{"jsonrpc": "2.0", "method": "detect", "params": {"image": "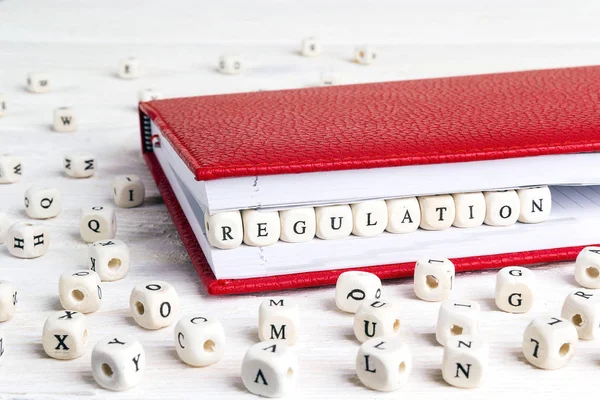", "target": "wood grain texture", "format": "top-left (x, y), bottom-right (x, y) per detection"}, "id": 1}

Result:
top-left (1, 0), bottom-right (600, 398)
